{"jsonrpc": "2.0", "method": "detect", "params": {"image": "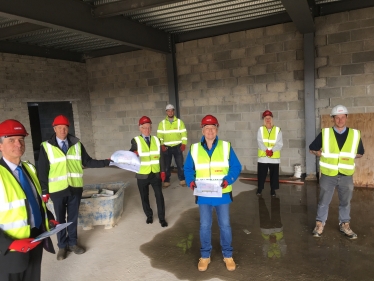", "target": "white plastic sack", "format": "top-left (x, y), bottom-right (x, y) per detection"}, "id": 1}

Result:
top-left (109, 150), bottom-right (140, 173)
